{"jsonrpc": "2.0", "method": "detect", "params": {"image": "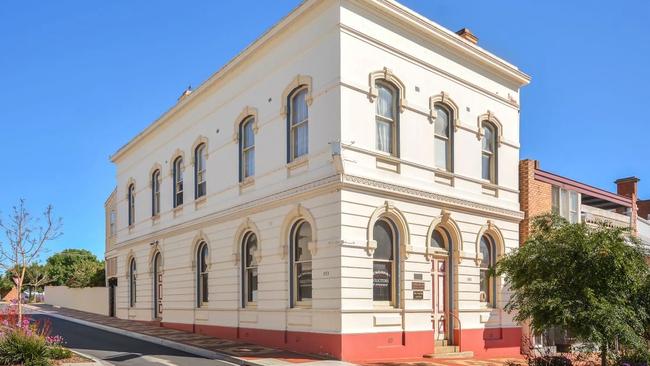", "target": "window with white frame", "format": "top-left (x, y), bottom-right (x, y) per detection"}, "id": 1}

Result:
top-left (434, 104), bottom-right (453, 171)
top-left (375, 81), bottom-right (398, 156)
top-left (288, 87), bottom-right (309, 162)
top-left (151, 170), bottom-right (161, 216)
top-left (109, 210), bottom-right (116, 237)
top-left (241, 232), bottom-right (258, 307)
top-left (239, 117), bottom-right (255, 181)
top-left (129, 258), bottom-right (137, 307)
top-left (290, 220), bottom-right (312, 306)
top-left (127, 184), bottom-right (135, 227)
top-left (194, 144), bottom-right (207, 199)
top-left (196, 242), bottom-right (209, 307)
top-left (373, 218), bottom-right (398, 306)
top-left (552, 187), bottom-right (580, 224)
top-left (479, 235), bottom-right (496, 307)
top-left (173, 157), bottom-right (183, 207)
top-left (481, 122), bottom-right (497, 183)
